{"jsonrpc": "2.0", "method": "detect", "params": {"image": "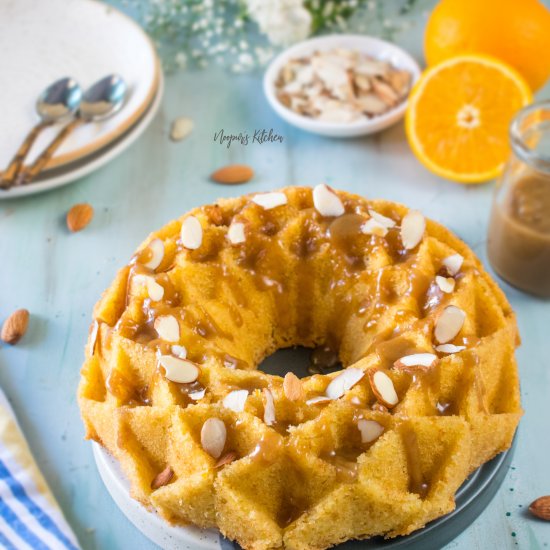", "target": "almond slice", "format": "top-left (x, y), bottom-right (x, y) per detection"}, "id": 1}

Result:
top-left (313, 184), bottom-right (345, 217)
top-left (361, 218), bottom-right (388, 237)
top-left (325, 368), bottom-right (365, 400)
top-left (368, 209), bottom-right (396, 228)
top-left (180, 216), bottom-right (203, 250)
top-left (189, 388), bottom-right (206, 401)
top-left (434, 305), bottom-right (466, 344)
top-left (150, 466), bottom-right (174, 490)
top-left (368, 370), bottom-right (399, 408)
top-left (158, 355), bottom-right (200, 383)
top-left (135, 274), bottom-right (165, 301)
top-left (223, 390), bottom-right (248, 412)
top-left (442, 253), bottom-right (463, 276)
top-left (201, 418), bottom-right (226, 459)
top-left (283, 372), bottom-right (304, 401)
top-left (435, 344), bottom-right (466, 354)
top-left (154, 315), bottom-right (180, 343)
top-left (263, 388), bottom-right (276, 426)
top-left (394, 353), bottom-right (438, 372)
top-left (400, 210), bottom-right (425, 250)
top-left (227, 222), bottom-right (245, 244)
top-left (87, 320), bottom-right (99, 357)
top-left (214, 451), bottom-right (238, 468)
top-left (144, 238), bottom-right (164, 270)
top-left (435, 275), bottom-right (455, 294)
top-left (252, 192), bottom-right (287, 210)
top-left (357, 419), bottom-right (384, 443)
top-left (171, 344), bottom-right (187, 359)
top-left (306, 396), bottom-right (333, 406)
